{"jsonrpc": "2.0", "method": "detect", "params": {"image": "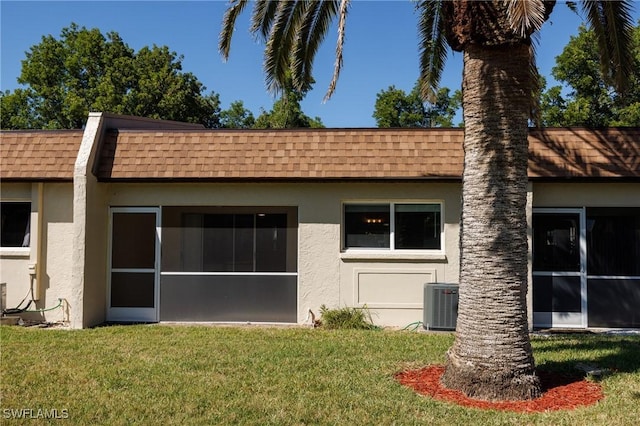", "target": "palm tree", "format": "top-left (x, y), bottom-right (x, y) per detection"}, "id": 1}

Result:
top-left (220, 0), bottom-right (634, 401)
